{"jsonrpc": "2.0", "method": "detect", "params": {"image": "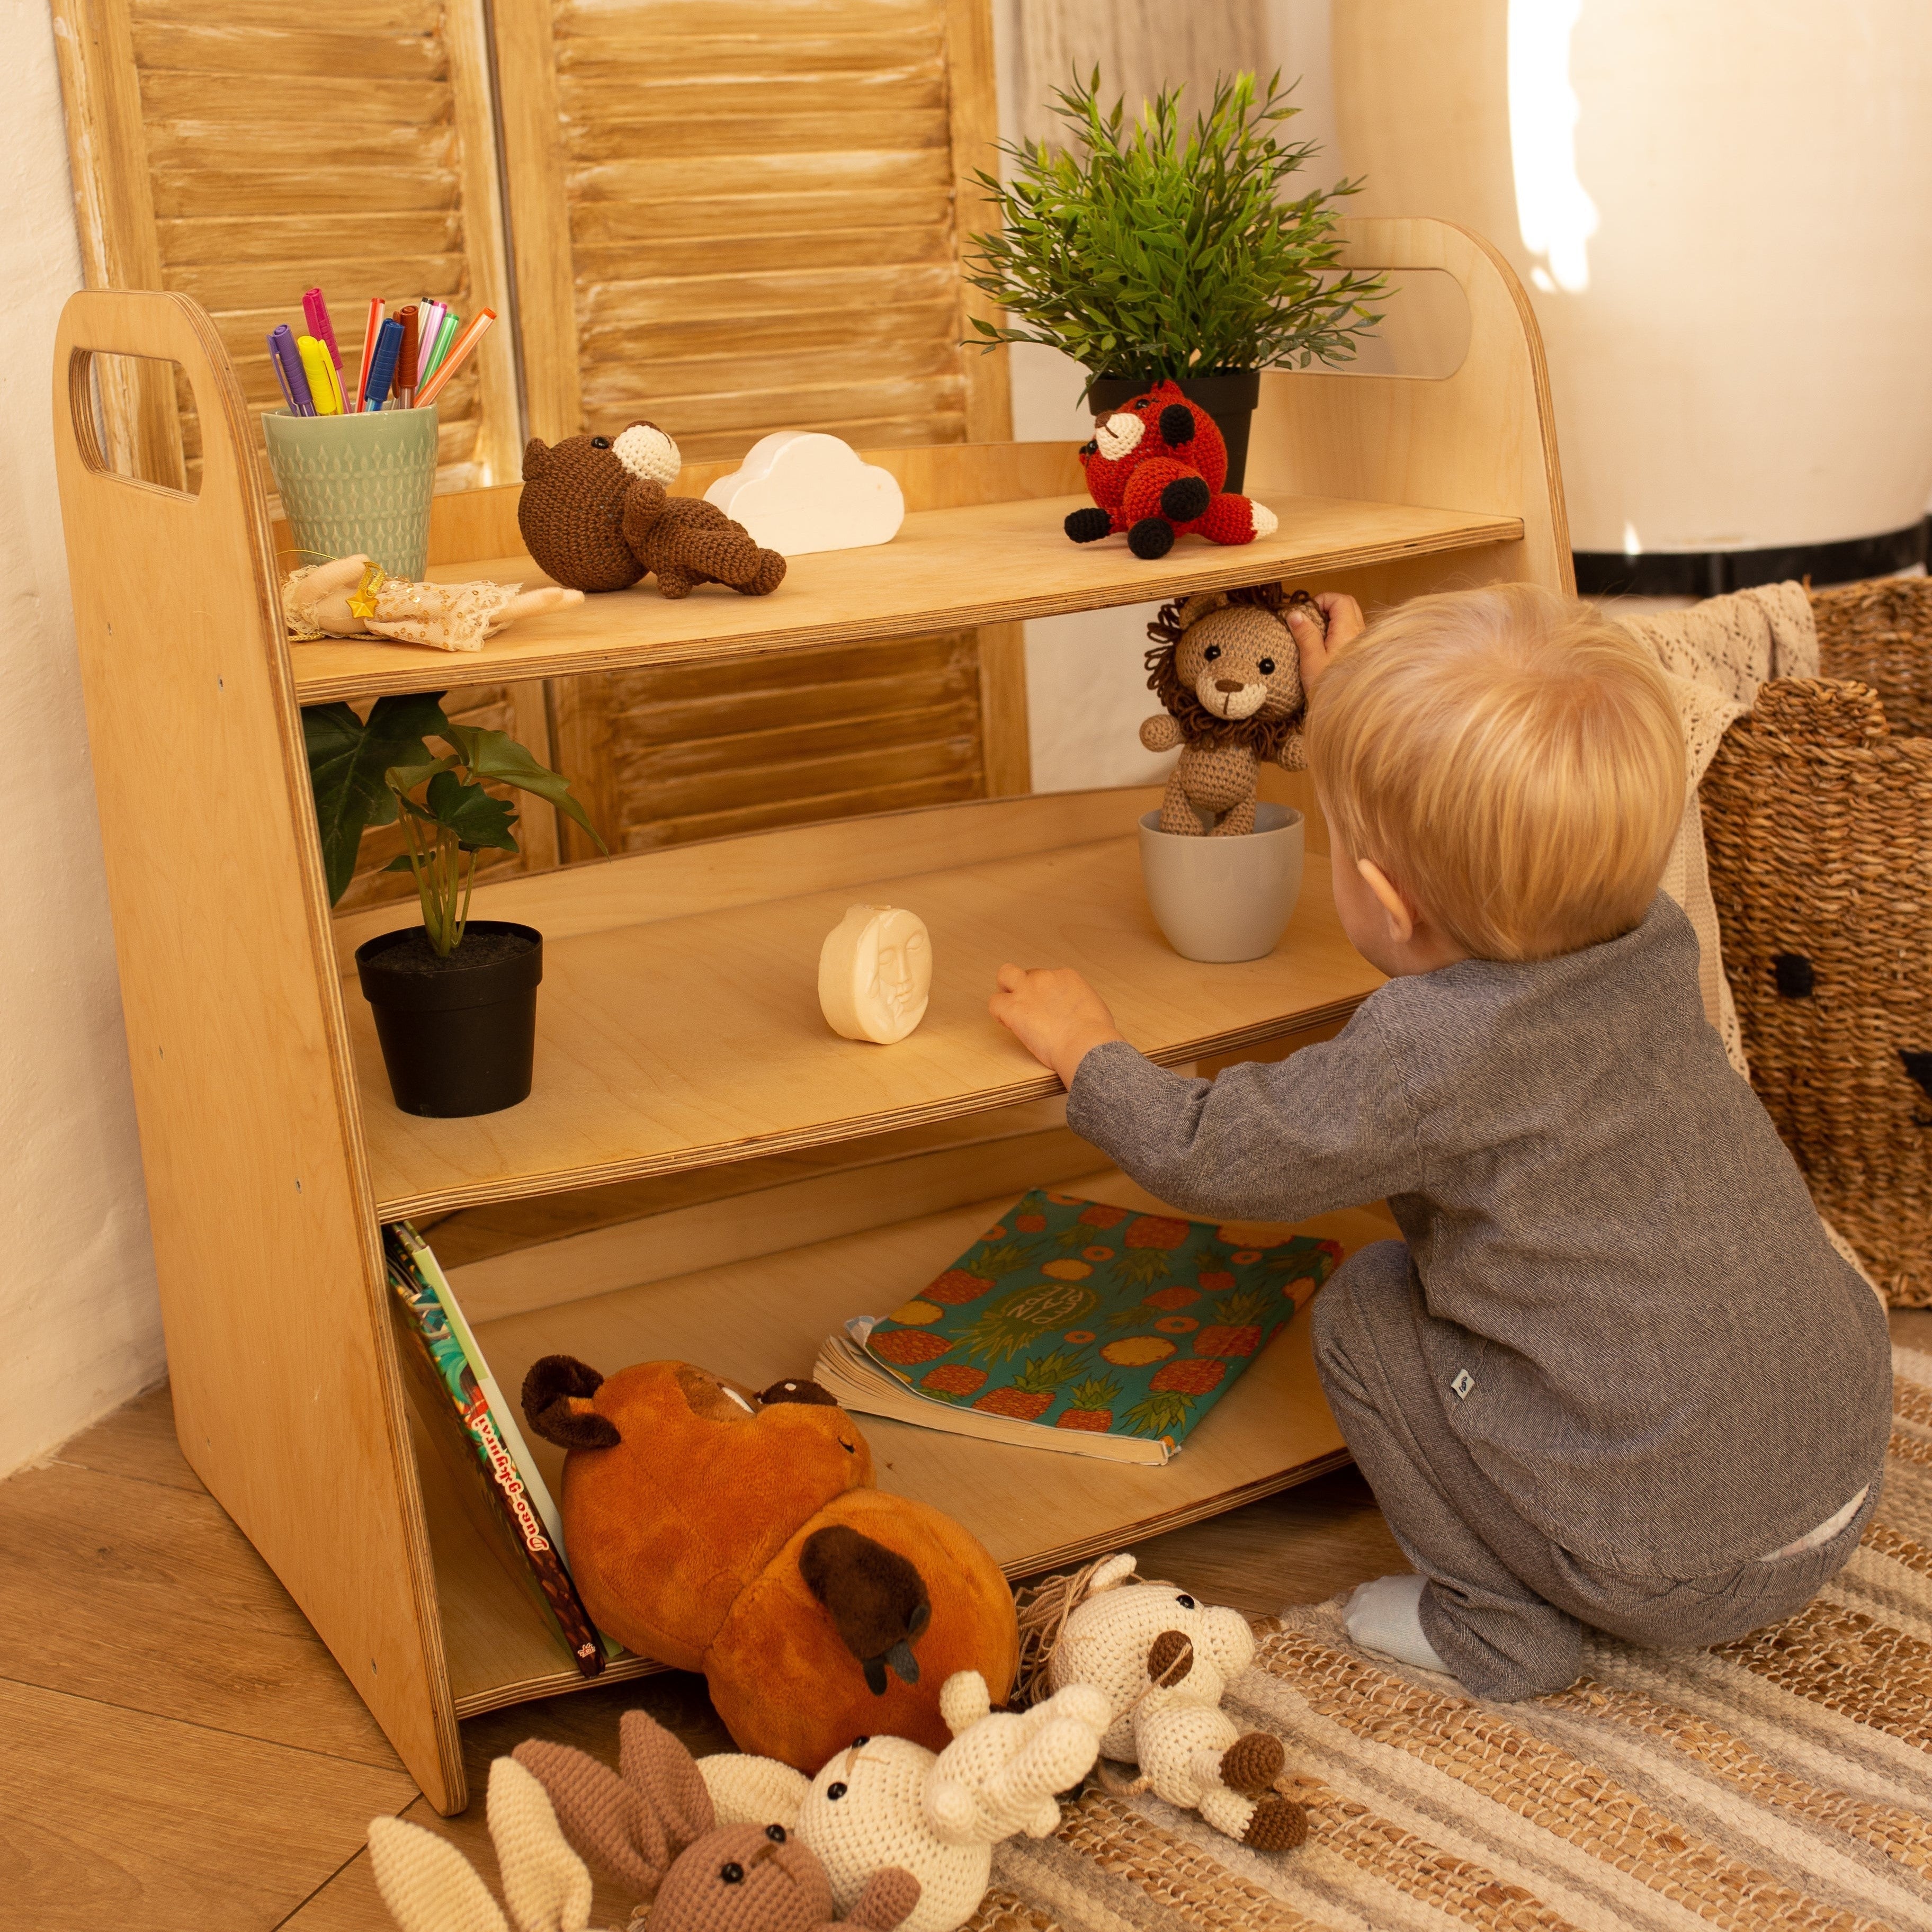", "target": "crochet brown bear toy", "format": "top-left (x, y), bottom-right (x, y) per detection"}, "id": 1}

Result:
top-left (520, 419), bottom-right (787, 600)
top-left (1141, 584), bottom-right (1313, 836)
